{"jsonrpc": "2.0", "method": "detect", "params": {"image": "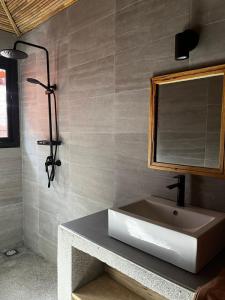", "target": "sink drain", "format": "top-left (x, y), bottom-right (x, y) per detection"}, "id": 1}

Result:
top-left (4, 249), bottom-right (19, 257)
